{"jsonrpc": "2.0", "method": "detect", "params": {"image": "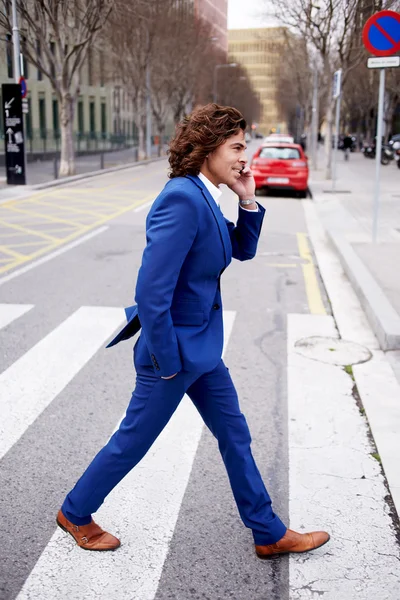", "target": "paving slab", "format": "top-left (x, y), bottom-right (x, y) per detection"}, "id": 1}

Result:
top-left (310, 152), bottom-right (400, 353)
